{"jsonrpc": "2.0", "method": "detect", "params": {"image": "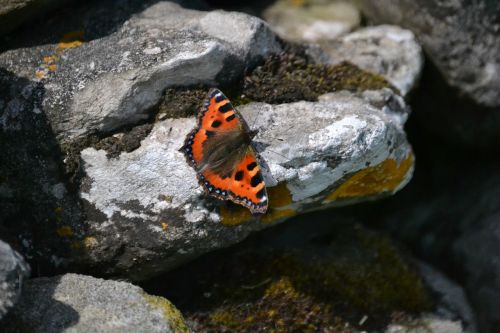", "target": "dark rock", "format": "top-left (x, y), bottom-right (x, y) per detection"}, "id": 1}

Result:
top-left (356, 0), bottom-right (500, 108)
top-left (0, 240), bottom-right (30, 320)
